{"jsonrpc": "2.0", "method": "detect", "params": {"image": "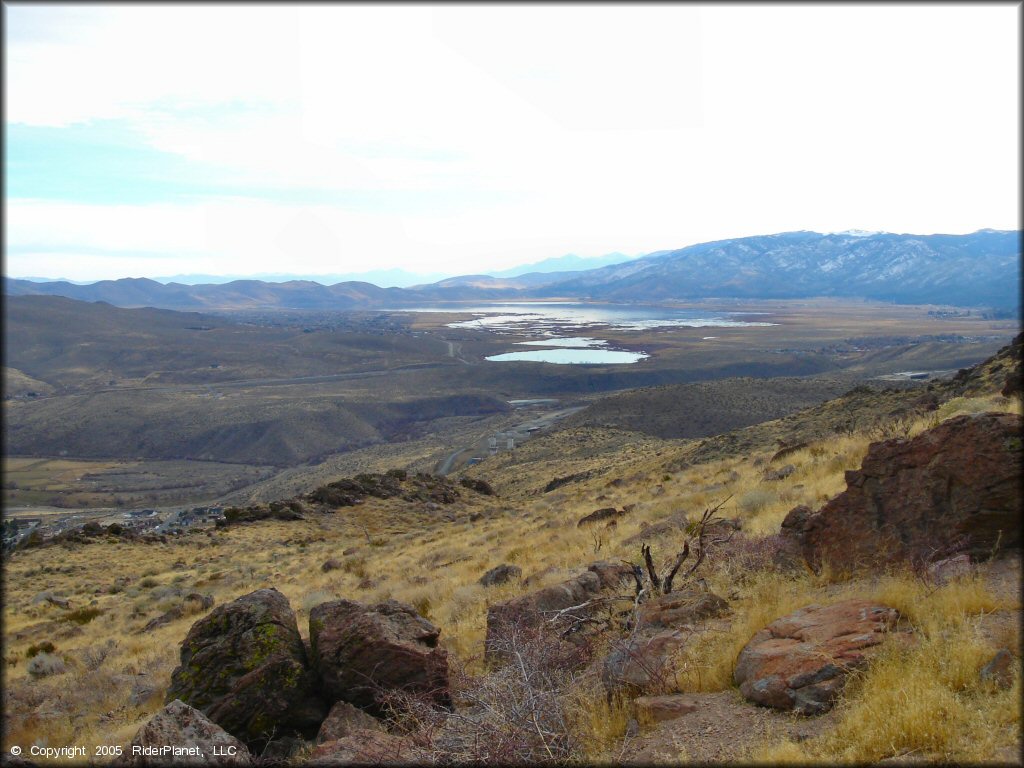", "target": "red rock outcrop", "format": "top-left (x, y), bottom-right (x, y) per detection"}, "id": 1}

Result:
top-left (309, 599), bottom-right (451, 713)
top-left (485, 561), bottom-right (636, 659)
top-left (734, 599), bottom-right (907, 714)
top-left (788, 412), bottom-right (1021, 572)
